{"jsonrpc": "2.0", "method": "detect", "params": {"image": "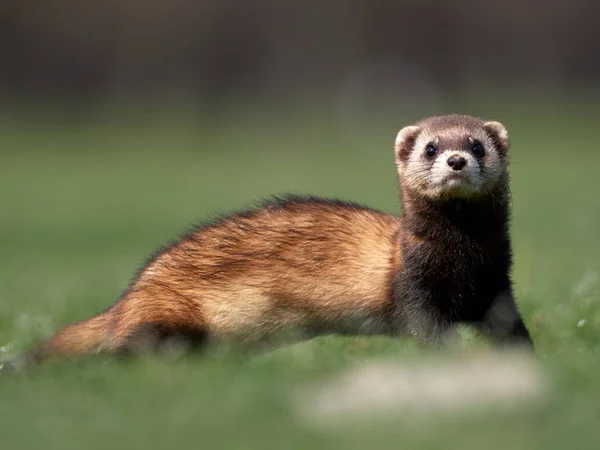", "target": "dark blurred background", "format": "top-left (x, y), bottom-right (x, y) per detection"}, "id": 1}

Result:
top-left (2, 0), bottom-right (599, 110)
